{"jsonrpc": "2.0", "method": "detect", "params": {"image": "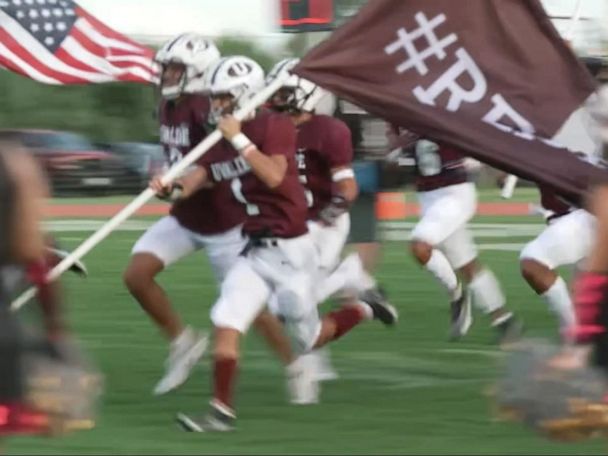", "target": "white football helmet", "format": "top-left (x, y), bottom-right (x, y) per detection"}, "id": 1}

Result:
top-left (203, 56), bottom-right (265, 124)
top-left (266, 58), bottom-right (335, 114)
top-left (155, 33), bottom-right (220, 99)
